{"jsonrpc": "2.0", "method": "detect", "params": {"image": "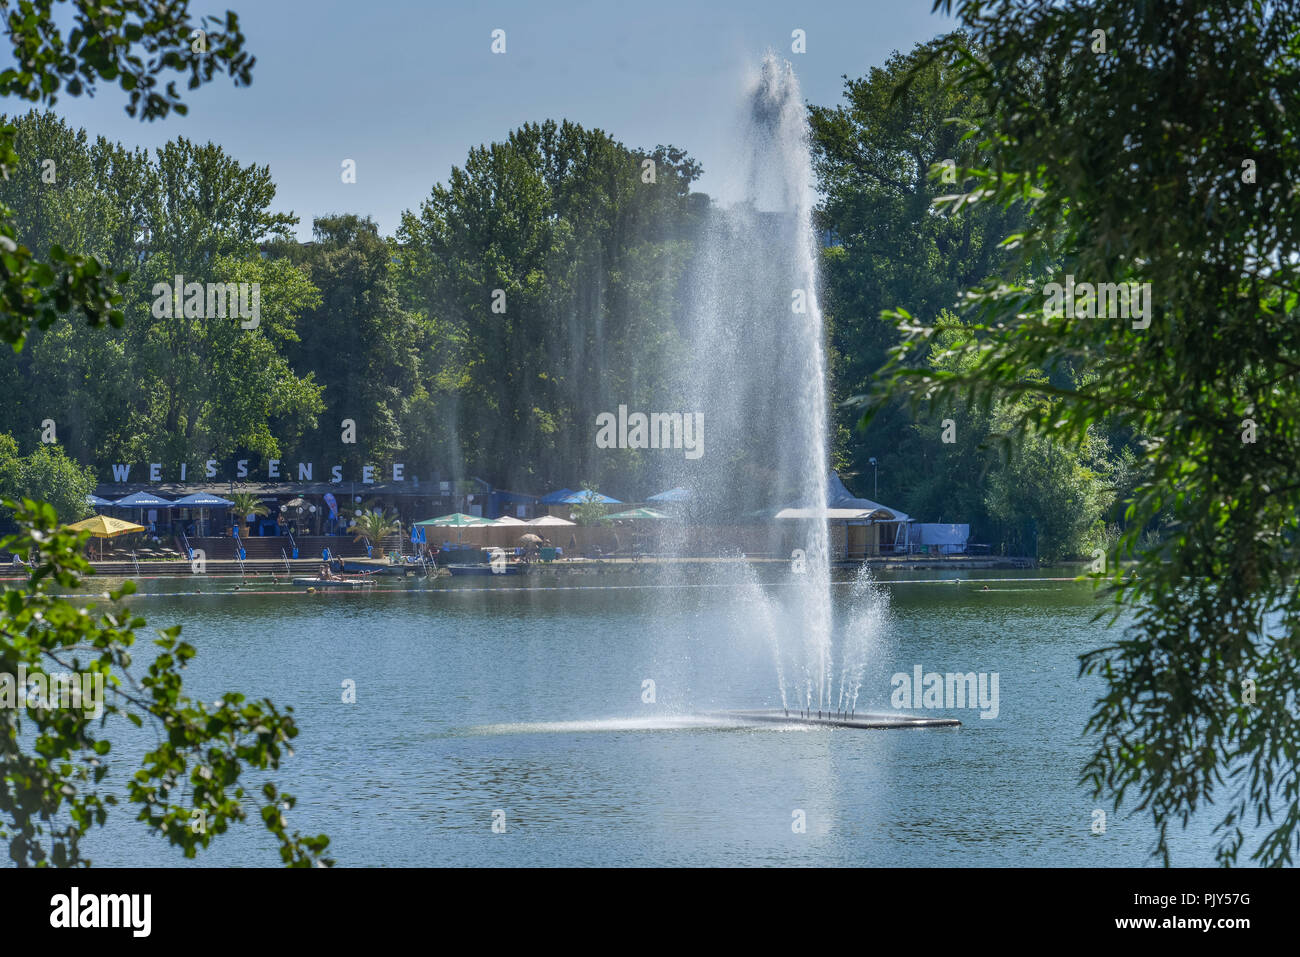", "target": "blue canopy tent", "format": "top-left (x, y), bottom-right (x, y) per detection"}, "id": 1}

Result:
top-left (86, 493), bottom-right (114, 508)
top-left (538, 488), bottom-right (576, 504)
